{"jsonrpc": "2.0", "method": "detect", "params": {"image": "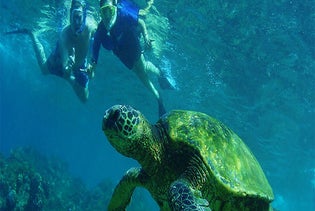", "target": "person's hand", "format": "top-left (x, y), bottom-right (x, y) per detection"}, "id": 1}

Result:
top-left (86, 63), bottom-right (96, 78)
top-left (144, 34), bottom-right (153, 49)
top-left (65, 55), bottom-right (75, 75)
